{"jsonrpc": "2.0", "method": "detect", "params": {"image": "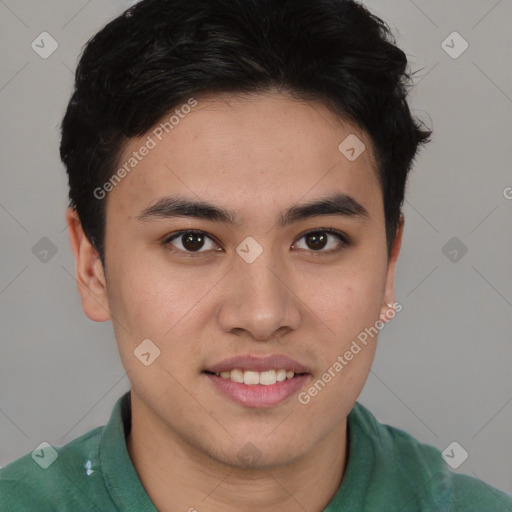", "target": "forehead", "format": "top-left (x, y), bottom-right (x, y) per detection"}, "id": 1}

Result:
top-left (107, 91), bottom-right (382, 222)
